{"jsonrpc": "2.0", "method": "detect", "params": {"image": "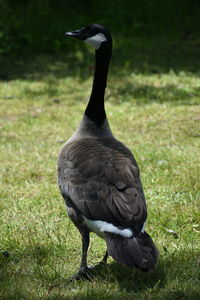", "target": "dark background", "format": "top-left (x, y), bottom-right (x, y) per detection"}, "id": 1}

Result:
top-left (0, 0), bottom-right (200, 76)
